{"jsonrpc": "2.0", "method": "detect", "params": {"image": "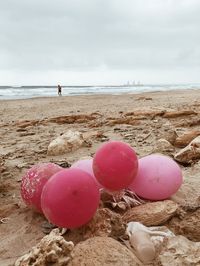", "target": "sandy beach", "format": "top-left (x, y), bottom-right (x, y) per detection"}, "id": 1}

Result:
top-left (1, 89), bottom-right (200, 265)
